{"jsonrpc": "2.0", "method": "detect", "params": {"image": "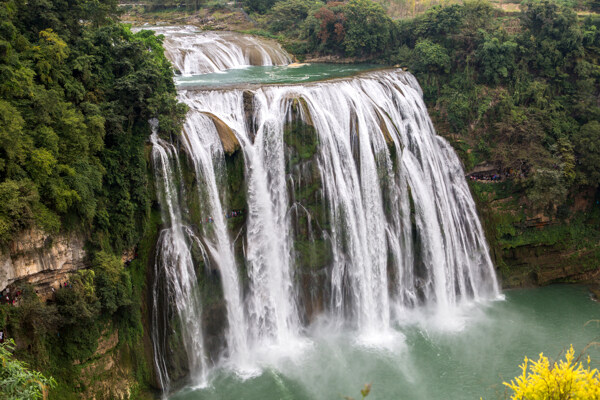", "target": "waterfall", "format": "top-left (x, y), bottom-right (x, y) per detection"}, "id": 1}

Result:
top-left (149, 122), bottom-right (208, 392)
top-left (174, 71), bottom-right (499, 331)
top-left (149, 26), bottom-right (291, 75)
top-left (148, 29), bottom-right (500, 395)
top-left (179, 112), bottom-right (251, 368)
